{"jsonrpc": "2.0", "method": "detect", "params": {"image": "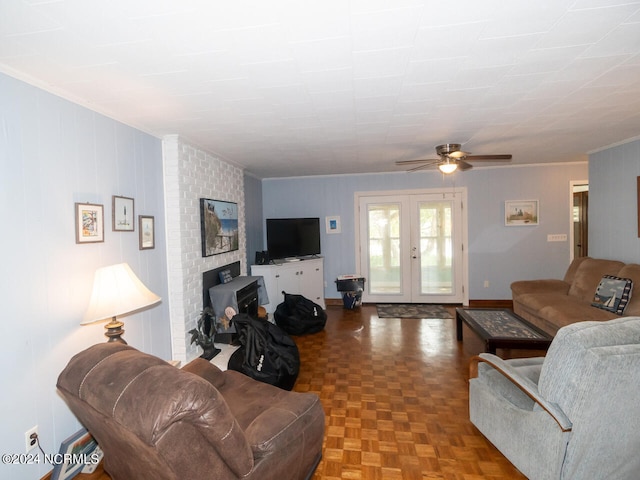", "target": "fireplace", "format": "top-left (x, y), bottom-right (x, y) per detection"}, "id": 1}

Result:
top-left (203, 261), bottom-right (261, 343)
top-left (236, 281), bottom-right (259, 317)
